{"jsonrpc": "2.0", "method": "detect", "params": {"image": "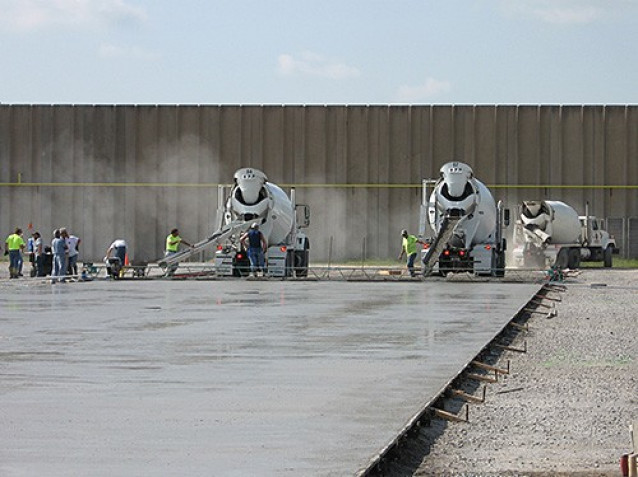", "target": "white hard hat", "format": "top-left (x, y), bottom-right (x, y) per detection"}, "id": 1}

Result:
top-left (251, 222), bottom-right (259, 229)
